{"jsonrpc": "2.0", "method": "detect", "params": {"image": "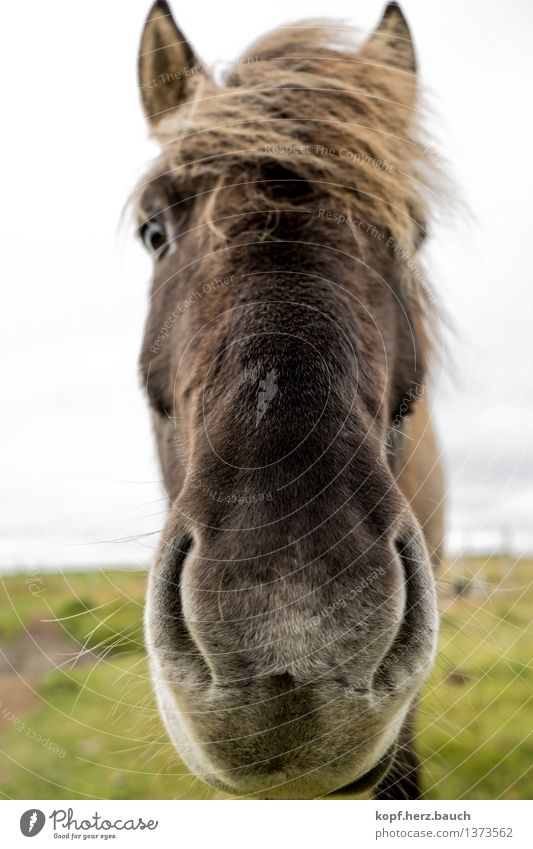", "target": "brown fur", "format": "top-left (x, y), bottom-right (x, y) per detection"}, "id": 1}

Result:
top-left (133, 1), bottom-right (444, 800)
